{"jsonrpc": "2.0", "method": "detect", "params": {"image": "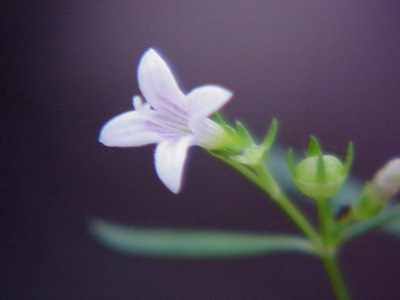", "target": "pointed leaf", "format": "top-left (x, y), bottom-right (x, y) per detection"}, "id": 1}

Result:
top-left (344, 142), bottom-right (354, 173)
top-left (212, 112), bottom-right (230, 128)
top-left (317, 154), bottom-right (326, 182)
top-left (261, 118), bottom-right (278, 151)
top-left (90, 220), bottom-right (315, 258)
top-left (307, 136), bottom-right (322, 156)
top-left (235, 121), bottom-right (253, 144)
